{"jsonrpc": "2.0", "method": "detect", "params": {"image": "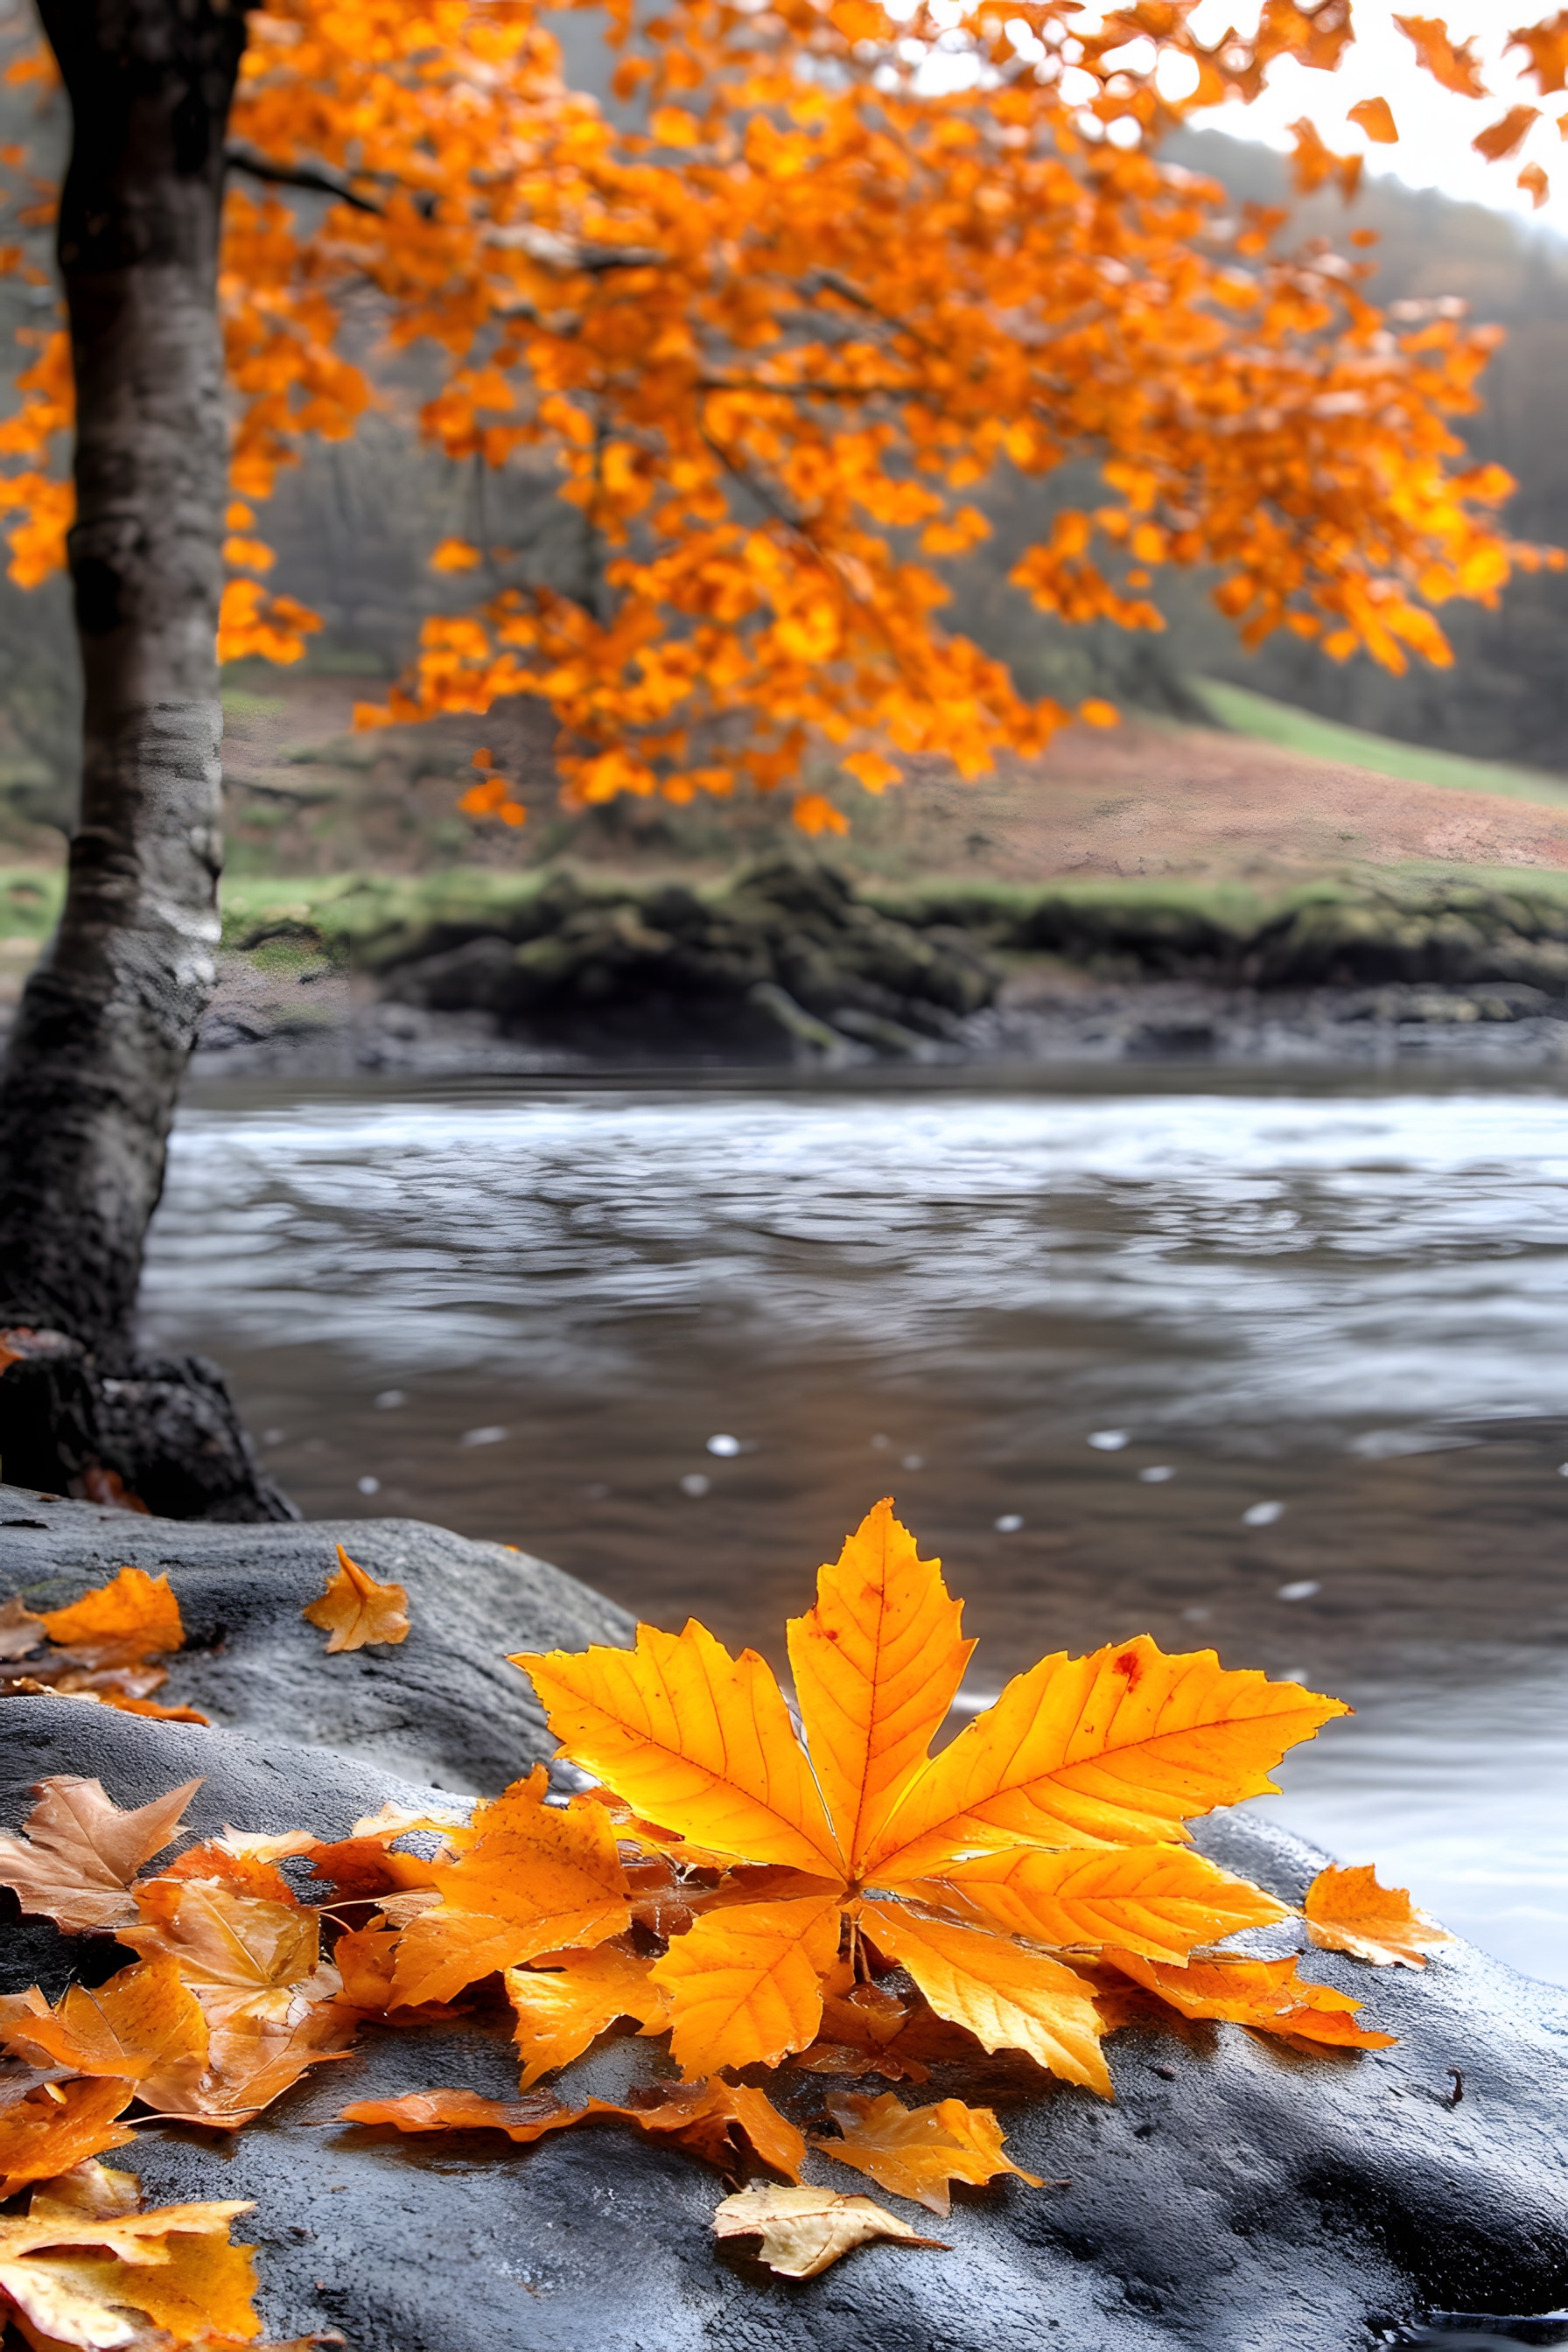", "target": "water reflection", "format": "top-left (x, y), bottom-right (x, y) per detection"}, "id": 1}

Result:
top-left (145, 1074), bottom-right (1568, 1983)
